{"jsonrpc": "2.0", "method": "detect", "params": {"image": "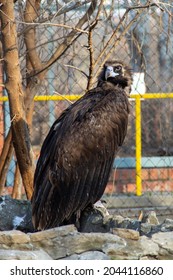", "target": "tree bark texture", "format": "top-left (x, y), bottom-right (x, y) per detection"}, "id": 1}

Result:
top-left (0, 0), bottom-right (34, 200)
